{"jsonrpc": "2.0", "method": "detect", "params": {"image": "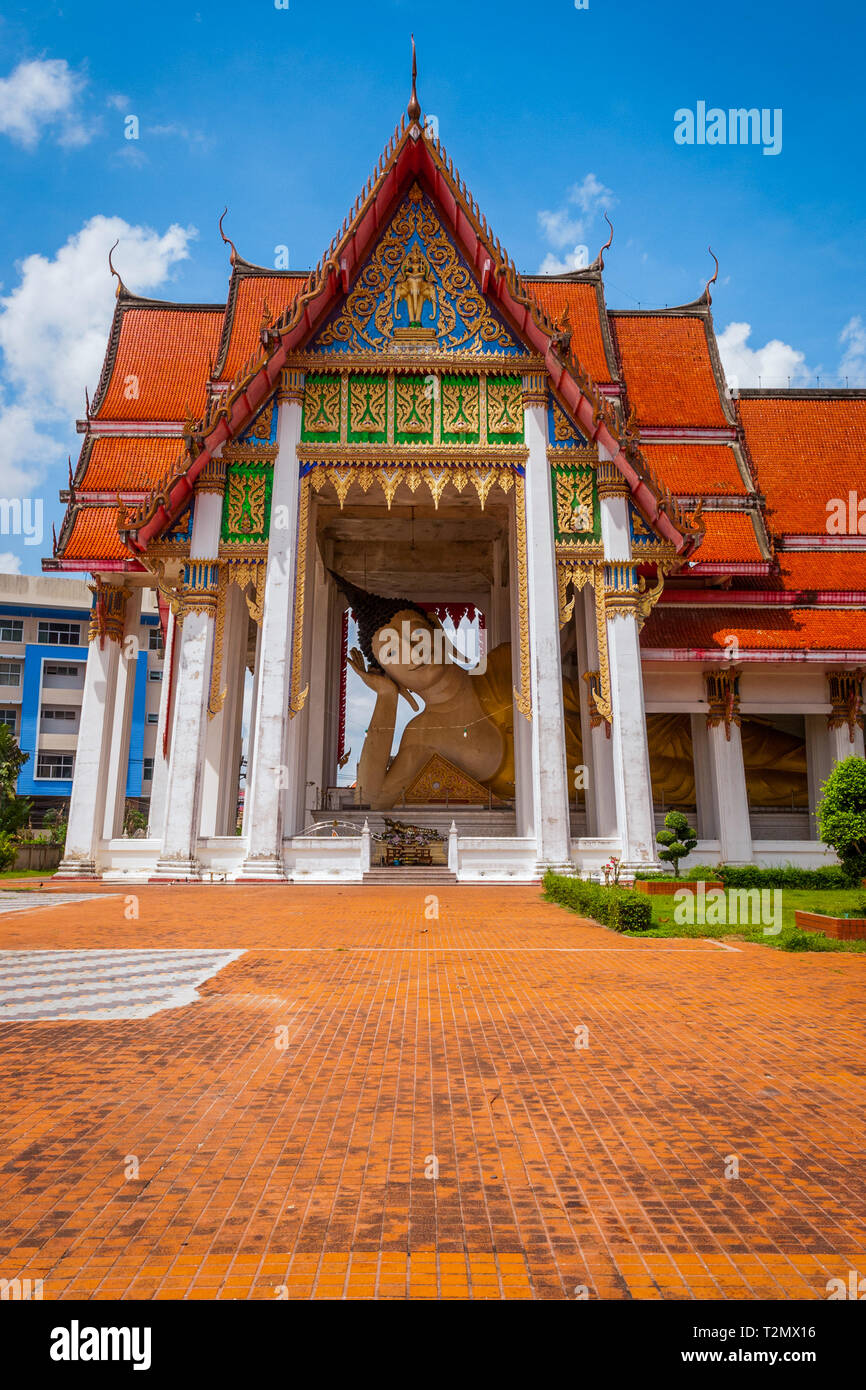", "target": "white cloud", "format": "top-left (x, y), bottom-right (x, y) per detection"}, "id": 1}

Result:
top-left (0, 215), bottom-right (197, 496)
top-left (839, 315), bottom-right (866, 386)
top-left (0, 552), bottom-right (23, 575)
top-left (0, 59), bottom-right (89, 149)
top-left (537, 172), bottom-right (615, 274)
top-left (716, 321), bottom-right (812, 390)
